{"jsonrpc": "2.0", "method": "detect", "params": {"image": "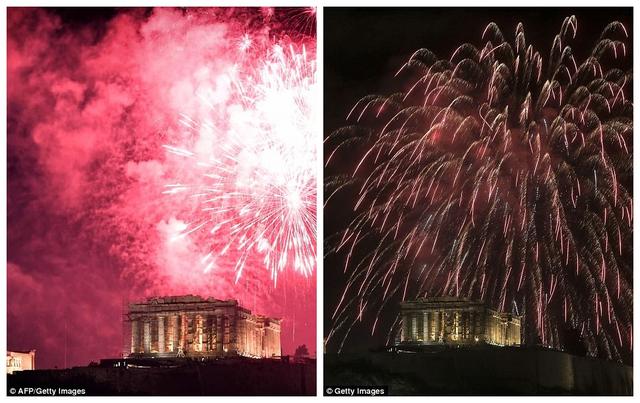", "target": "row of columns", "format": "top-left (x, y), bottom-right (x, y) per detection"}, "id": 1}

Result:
top-left (243, 321), bottom-right (265, 357)
top-left (402, 309), bottom-right (484, 343)
top-left (131, 313), bottom-right (234, 355)
top-left (230, 317), bottom-right (282, 358)
top-left (487, 314), bottom-right (521, 346)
